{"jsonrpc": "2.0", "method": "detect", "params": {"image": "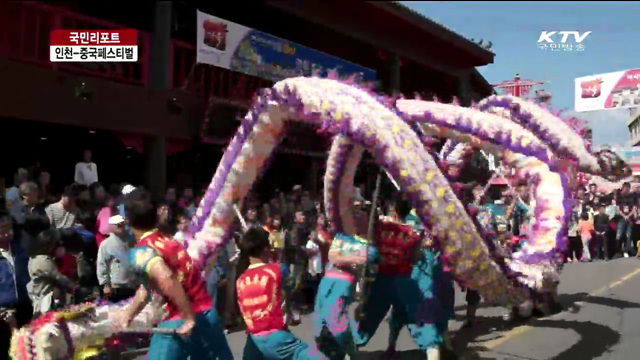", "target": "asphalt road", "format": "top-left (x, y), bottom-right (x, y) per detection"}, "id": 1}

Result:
top-left (220, 258), bottom-right (640, 360)
top-left (128, 257), bottom-right (640, 359)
